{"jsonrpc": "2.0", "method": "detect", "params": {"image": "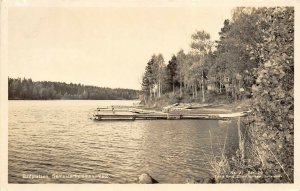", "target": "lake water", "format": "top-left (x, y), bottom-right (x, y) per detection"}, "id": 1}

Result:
top-left (8, 100), bottom-right (239, 183)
